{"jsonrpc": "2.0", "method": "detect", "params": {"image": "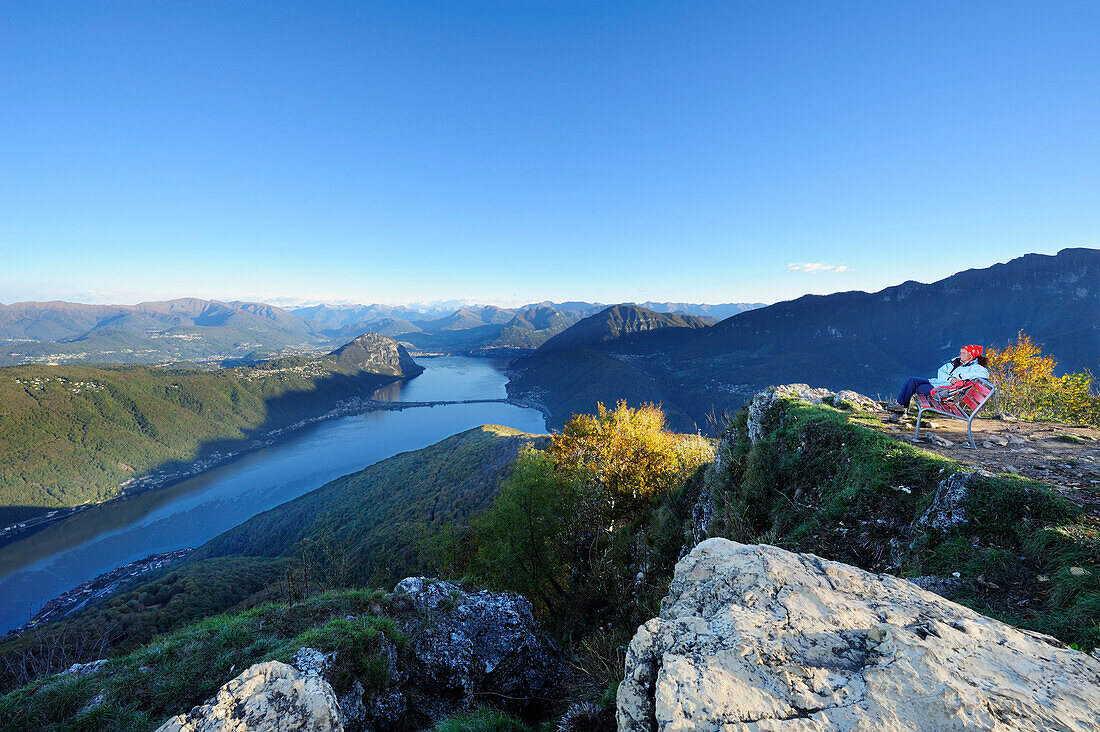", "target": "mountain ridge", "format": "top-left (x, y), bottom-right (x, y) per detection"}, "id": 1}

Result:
top-left (509, 248), bottom-right (1100, 431)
